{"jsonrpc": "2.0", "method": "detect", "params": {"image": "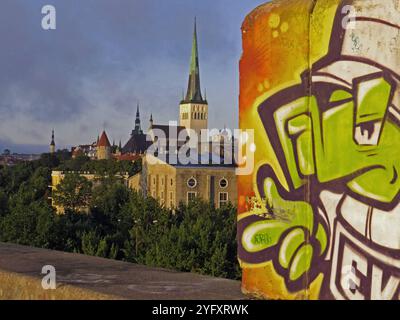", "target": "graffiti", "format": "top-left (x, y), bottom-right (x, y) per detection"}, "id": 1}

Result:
top-left (238, 0), bottom-right (400, 300)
